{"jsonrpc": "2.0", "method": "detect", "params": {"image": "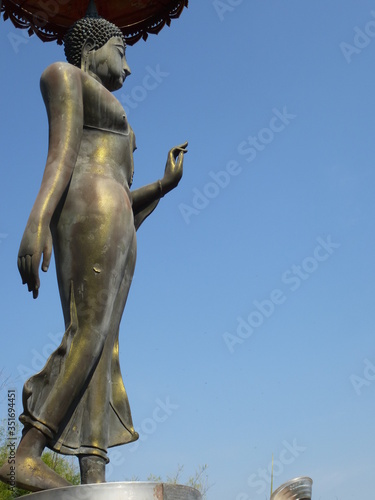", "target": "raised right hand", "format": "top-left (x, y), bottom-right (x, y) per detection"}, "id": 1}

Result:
top-left (162, 142), bottom-right (188, 193)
